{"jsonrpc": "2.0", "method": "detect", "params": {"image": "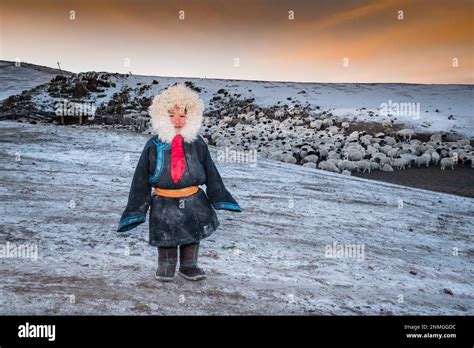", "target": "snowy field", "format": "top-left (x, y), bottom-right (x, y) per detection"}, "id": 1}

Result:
top-left (0, 120), bottom-right (473, 315)
top-left (0, 61), bottom-right (72, 101)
